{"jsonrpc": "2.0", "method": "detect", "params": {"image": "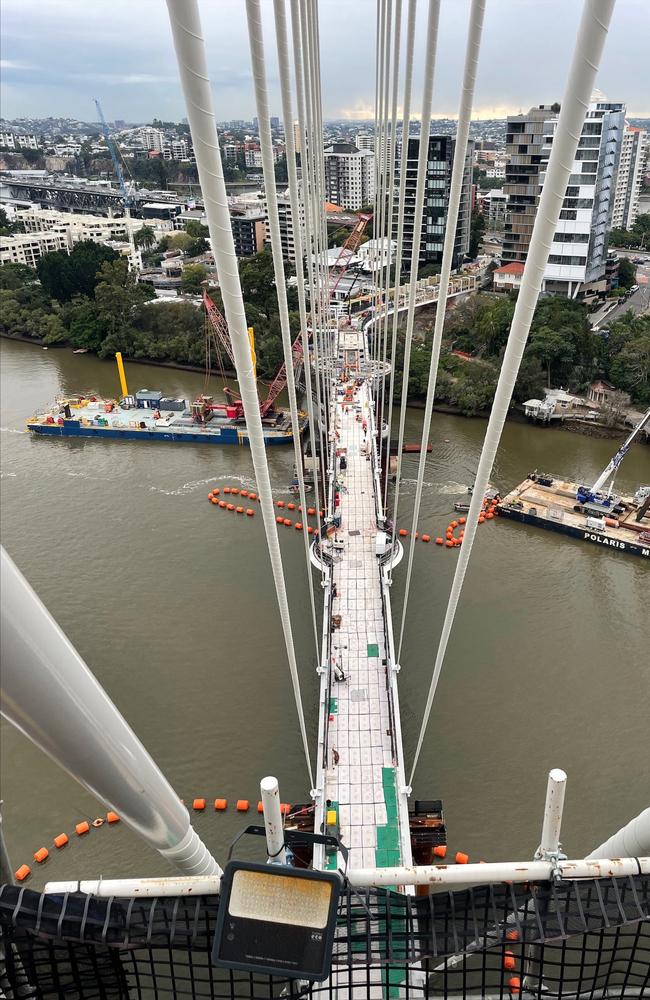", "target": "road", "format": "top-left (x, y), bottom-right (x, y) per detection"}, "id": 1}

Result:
top-left (591, 262), bottom-right (650, 328)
